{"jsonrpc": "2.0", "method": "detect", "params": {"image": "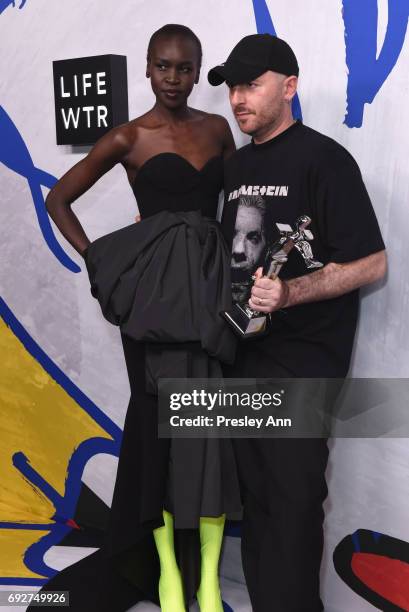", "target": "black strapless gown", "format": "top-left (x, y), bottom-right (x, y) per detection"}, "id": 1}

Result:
top-left (27, 153), bottom-right (242, 612)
